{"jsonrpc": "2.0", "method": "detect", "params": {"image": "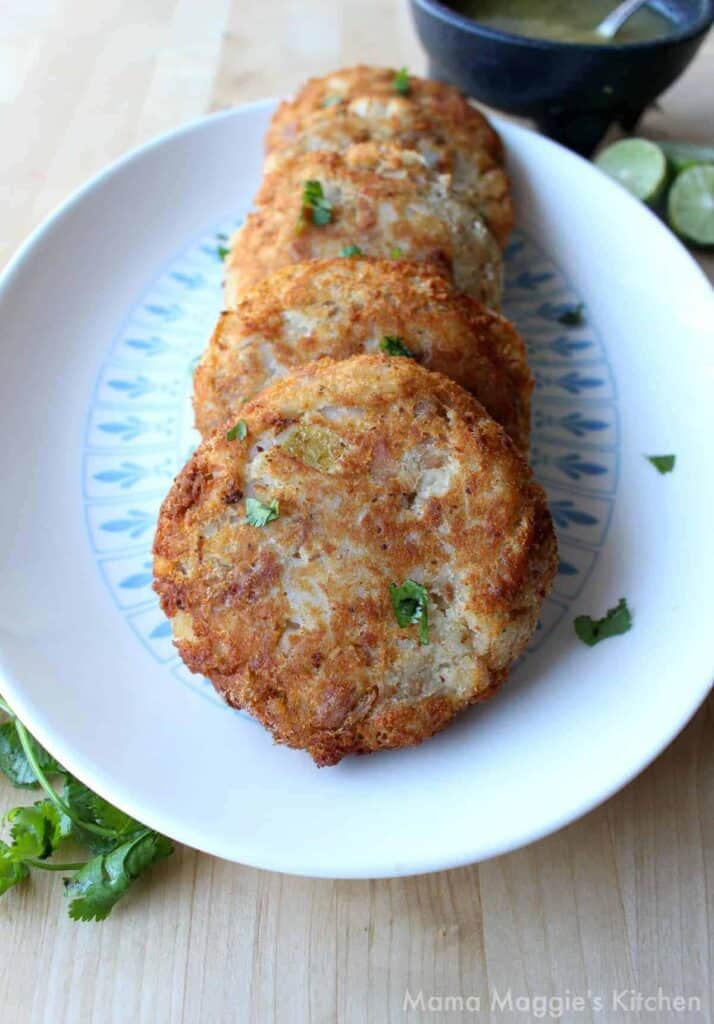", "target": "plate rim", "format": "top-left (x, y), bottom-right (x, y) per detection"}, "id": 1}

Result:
top-left (0, 99), bottom-right (713, 878)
